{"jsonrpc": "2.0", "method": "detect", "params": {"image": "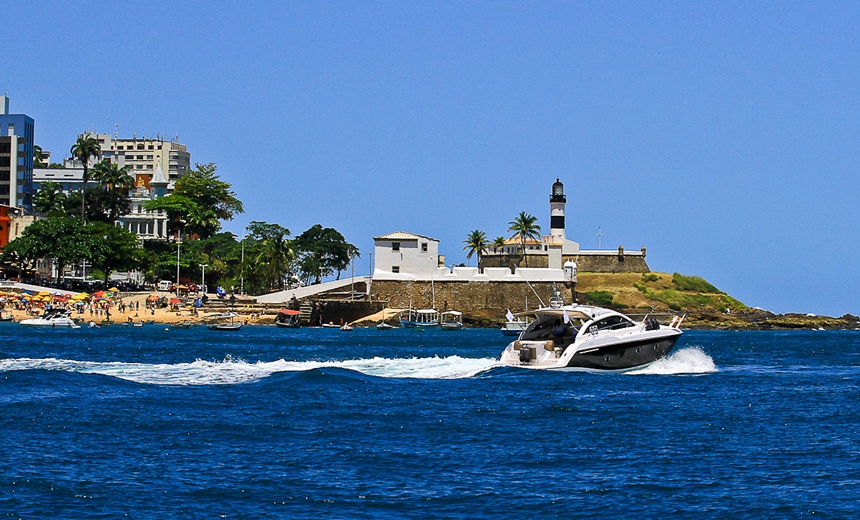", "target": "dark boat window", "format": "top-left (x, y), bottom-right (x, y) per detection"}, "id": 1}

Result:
top-left (592, 315), bottom-right (635, 331)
